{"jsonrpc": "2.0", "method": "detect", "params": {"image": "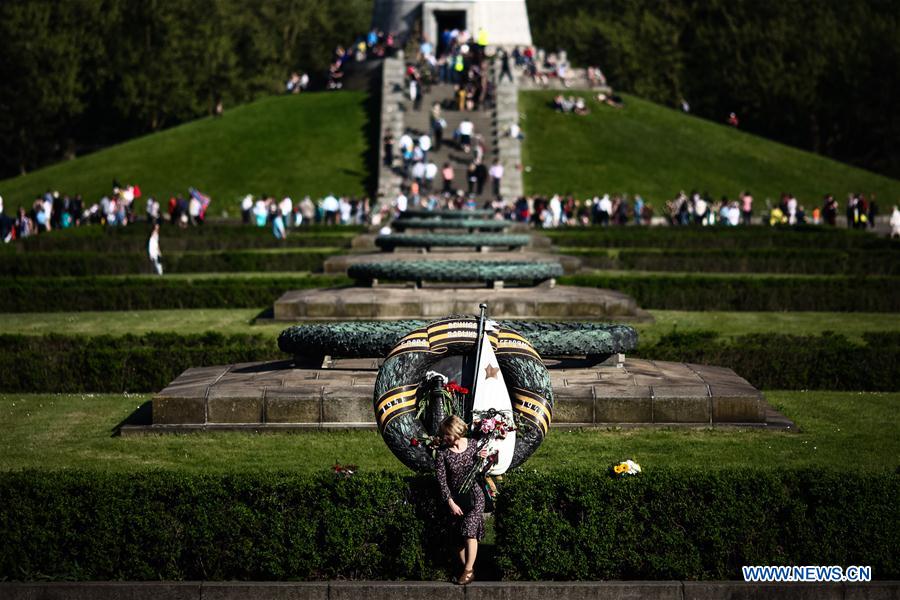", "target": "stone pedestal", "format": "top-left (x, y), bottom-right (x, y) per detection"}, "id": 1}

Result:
top-left (138, 357), bottom-right (784, 434)
top-left (273, 285), bottom-right (652, 321)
